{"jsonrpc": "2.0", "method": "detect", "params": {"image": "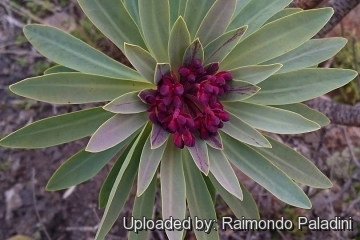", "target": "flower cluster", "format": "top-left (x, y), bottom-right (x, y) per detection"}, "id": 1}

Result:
top-left (140, 59), bottom-right (232, 148)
